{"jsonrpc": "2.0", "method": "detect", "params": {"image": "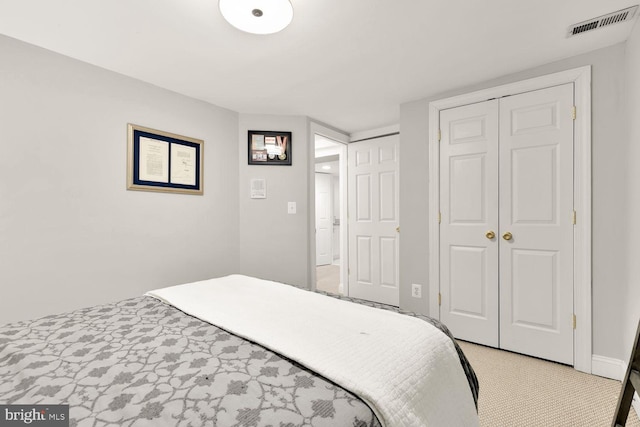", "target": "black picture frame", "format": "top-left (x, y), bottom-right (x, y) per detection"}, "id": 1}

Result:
top-left (127, 124), bottom-right (204, 195)
top-left (248, 130), bottom-right (292, 166)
